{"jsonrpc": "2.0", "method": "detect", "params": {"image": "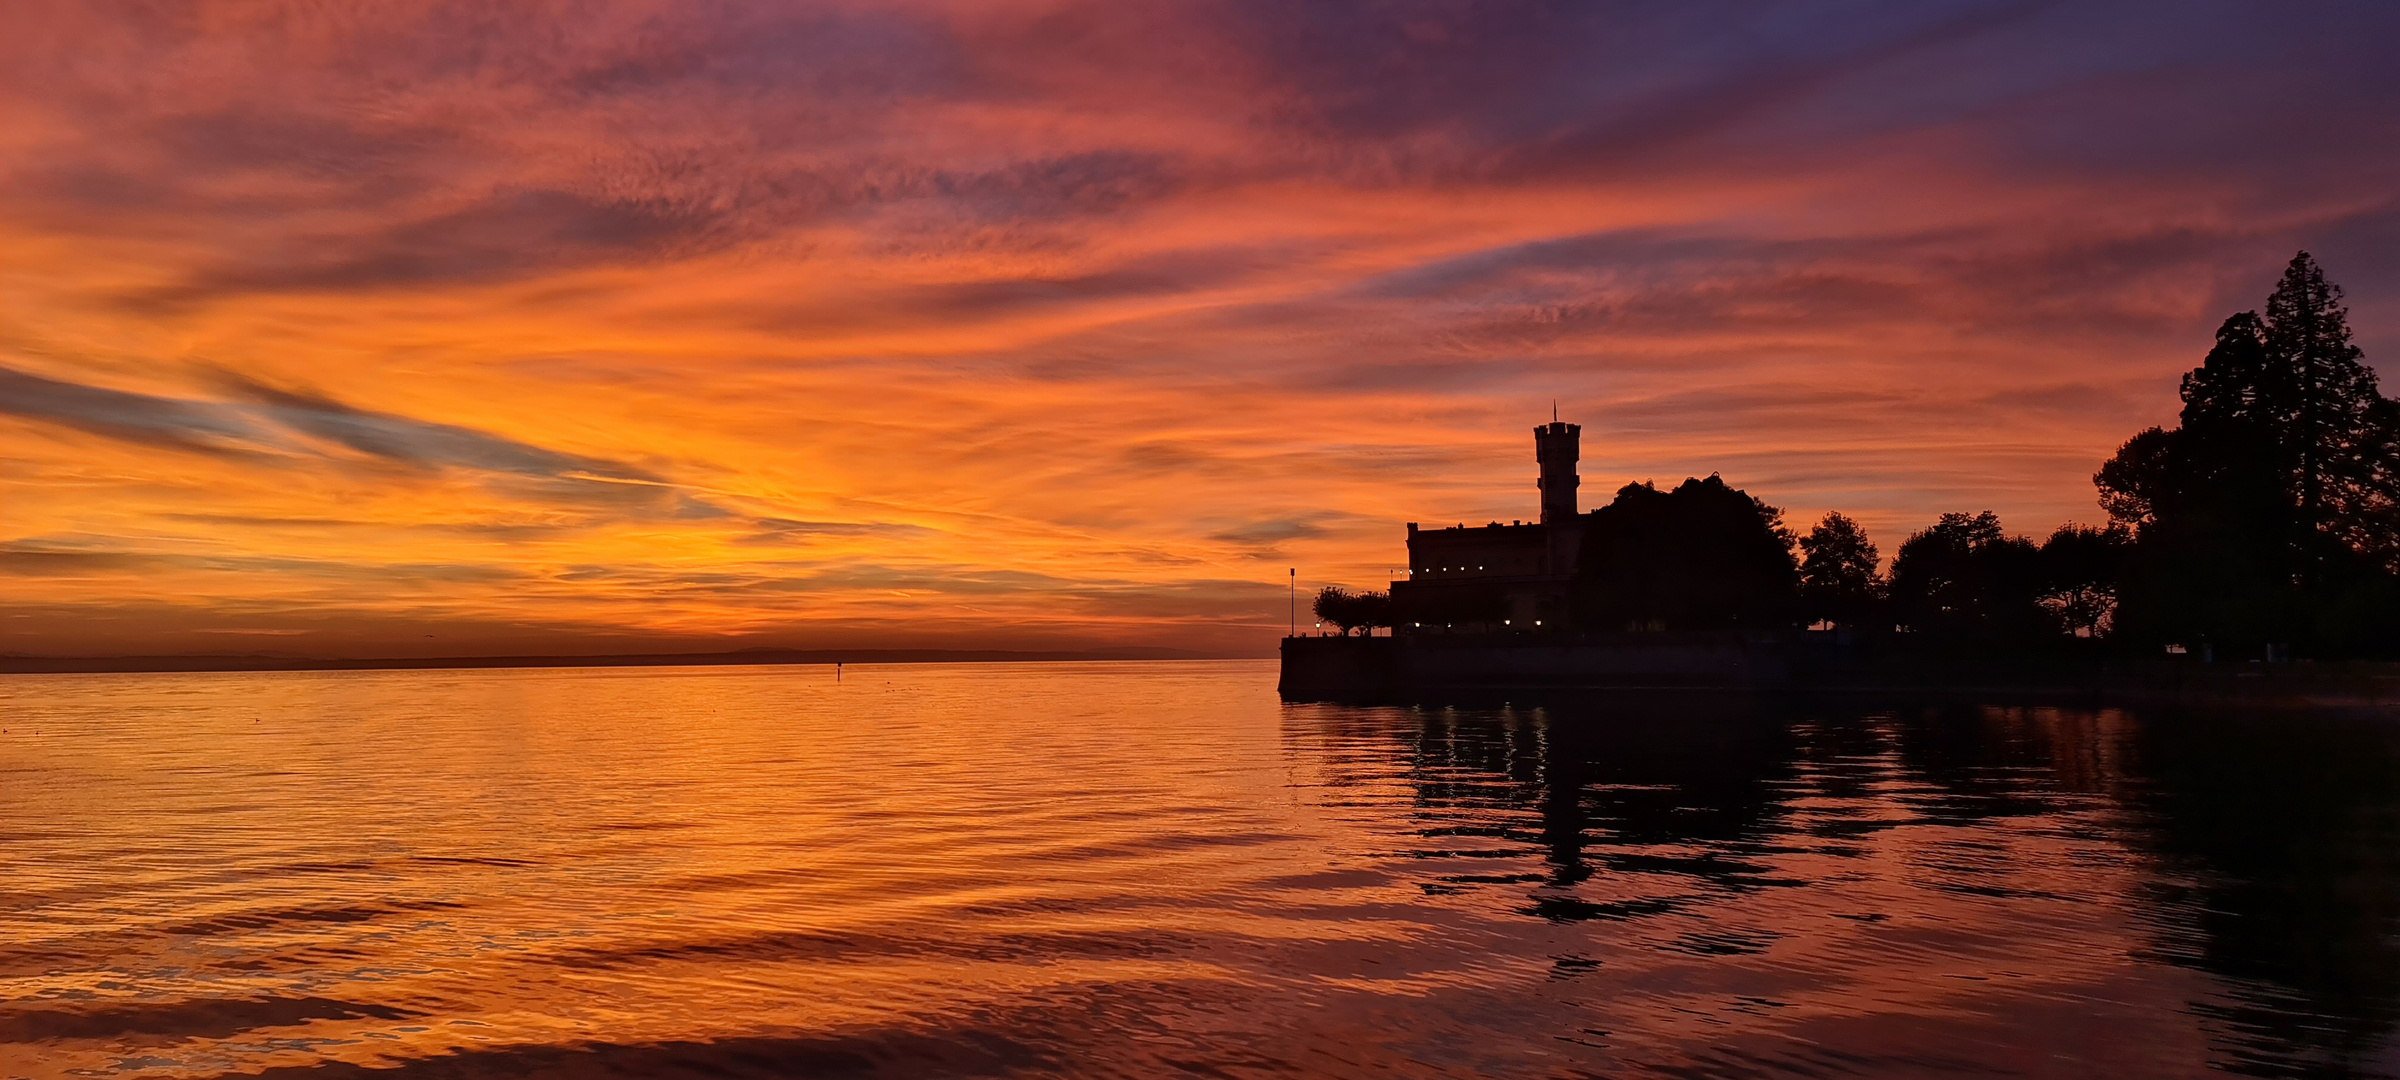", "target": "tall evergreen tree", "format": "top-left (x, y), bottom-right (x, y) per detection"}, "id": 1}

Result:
top-left (2095, 252), bottom-right (2400, 656)
top-left (2255, 252), bottom-right (2393, 574)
